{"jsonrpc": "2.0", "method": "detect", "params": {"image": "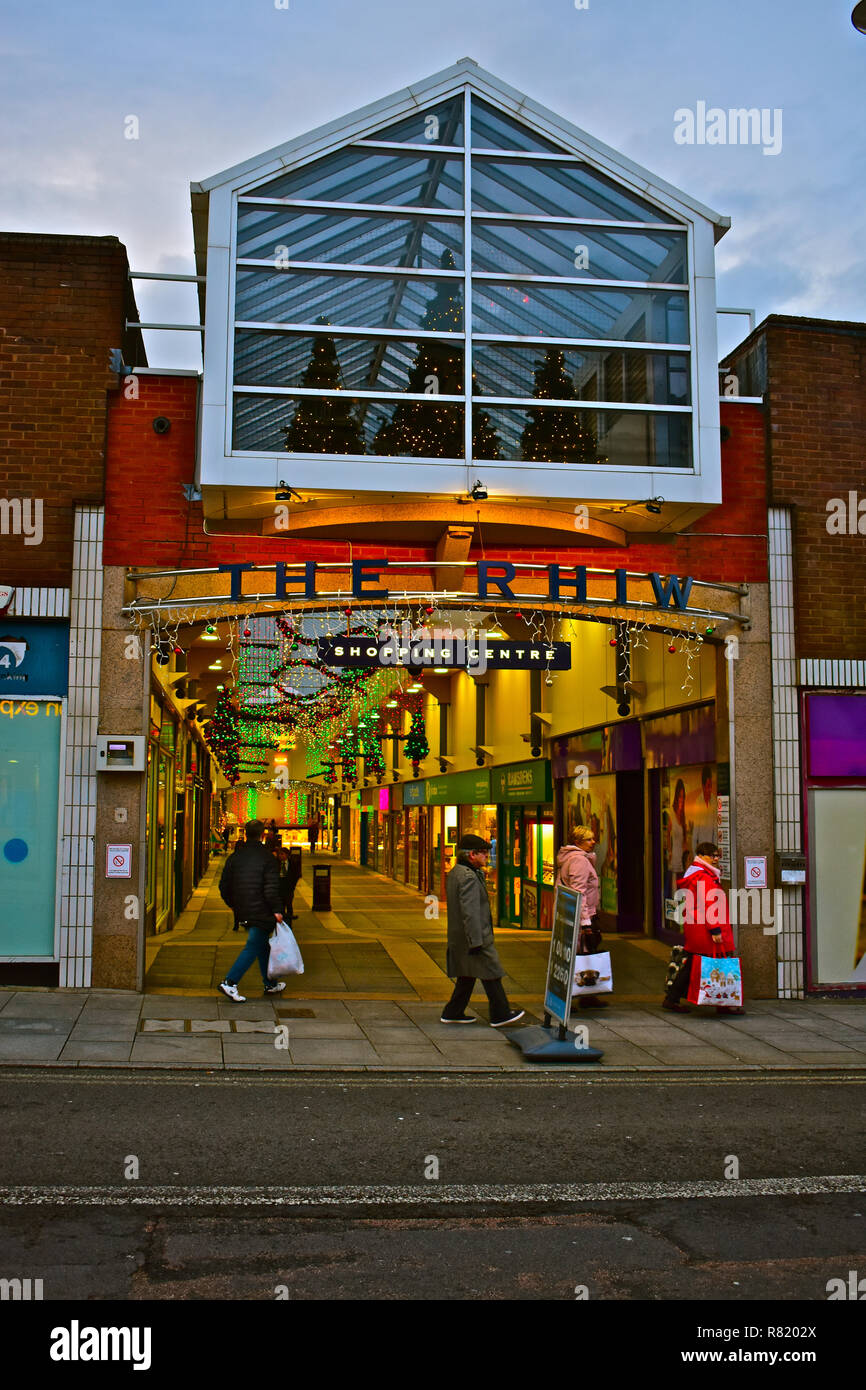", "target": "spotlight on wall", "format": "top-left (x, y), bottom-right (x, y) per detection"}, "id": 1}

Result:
top-left (470, 479), bottom-right (488, 501)
top-left (644, 496), bottom-right (664, 514)
top-left (276, 479), bottom-right (302, 501)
